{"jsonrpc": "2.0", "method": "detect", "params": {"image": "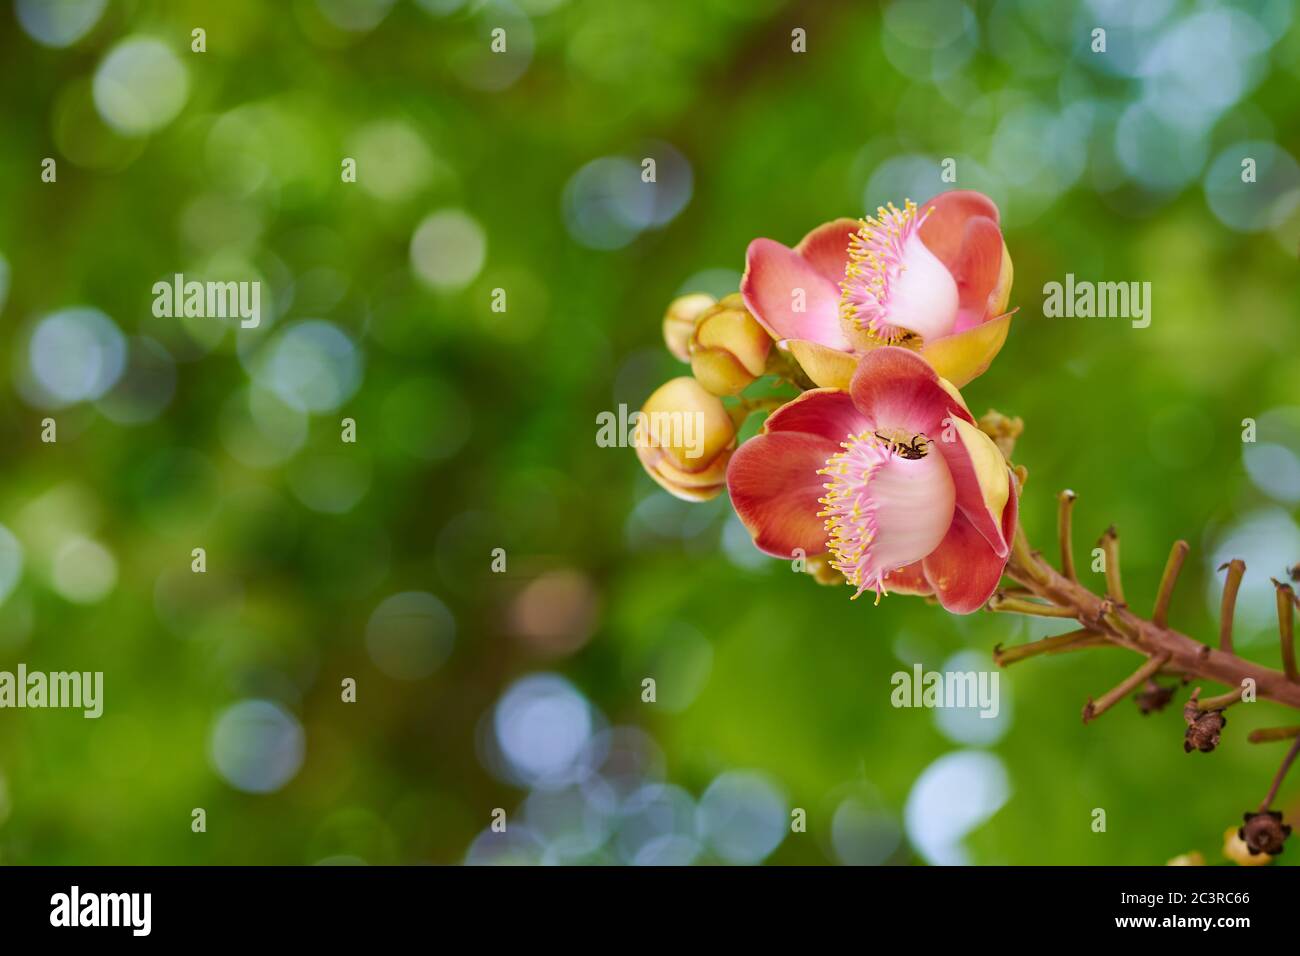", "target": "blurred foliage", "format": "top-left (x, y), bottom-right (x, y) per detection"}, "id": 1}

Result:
top-left (0, 0), bottom-right (1298, 865)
